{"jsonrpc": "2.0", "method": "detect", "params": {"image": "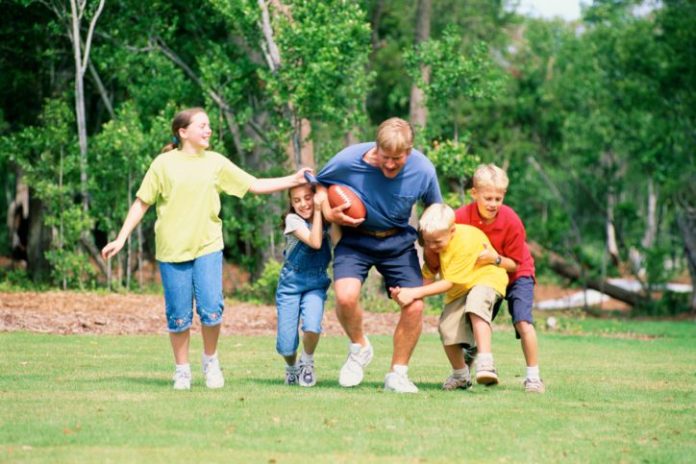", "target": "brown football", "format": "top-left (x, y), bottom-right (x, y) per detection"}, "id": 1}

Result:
top-left (327, 184), bottom-right (367, 220)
